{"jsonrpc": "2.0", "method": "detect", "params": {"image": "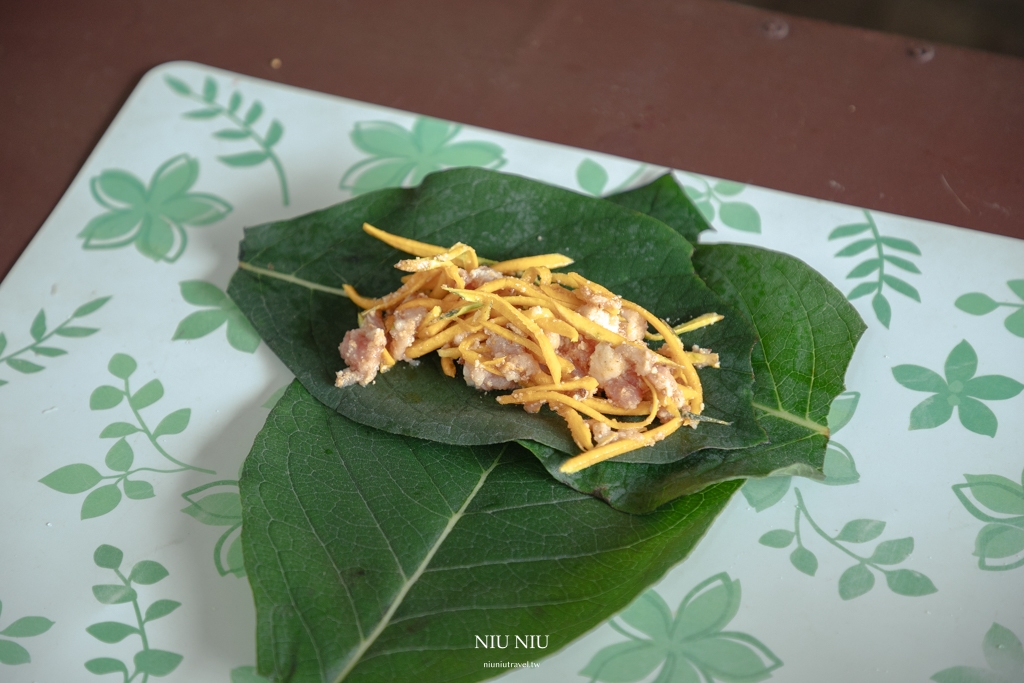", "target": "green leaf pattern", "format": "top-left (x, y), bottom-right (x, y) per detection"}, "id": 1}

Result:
top-left (680, 175), bottom-right (762, 233)
top-left (955, 279), bottom-right (1024, 338)
top-left (829, 210), bottom-right (922, 328)
top-left (180, 480), bottom-right (246, 577)
top-left (80, 154), bottom-right (232, 262)
top-left (172, 281), bottom-right (260, 353)
top-left (164, 75), bottom-right (290, 205)
top-left (339, 116), bottom-right (506, 194)
top-left (84, 544), bottom-right (183, 680)
top-left (932, 623), bottom-right (1024, 683)
top-left (581, 574), bottom-right (782, 682)
top-left (0, 599), bottom-right (54, 666)
top-left (954, 468), bottom-right (1024, 571)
